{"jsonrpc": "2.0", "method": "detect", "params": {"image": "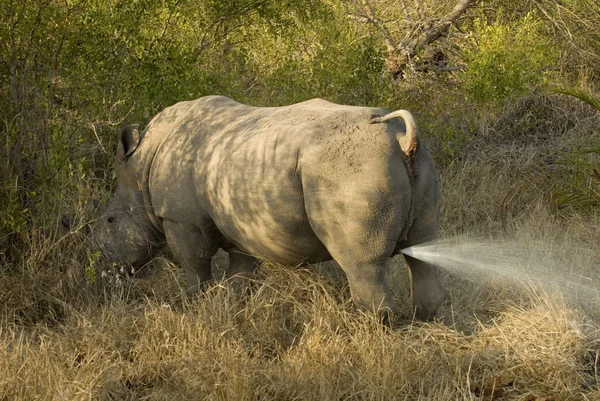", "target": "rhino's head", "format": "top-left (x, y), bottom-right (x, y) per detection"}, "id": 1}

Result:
top-left (95, 125), bottom-right (165, 275)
